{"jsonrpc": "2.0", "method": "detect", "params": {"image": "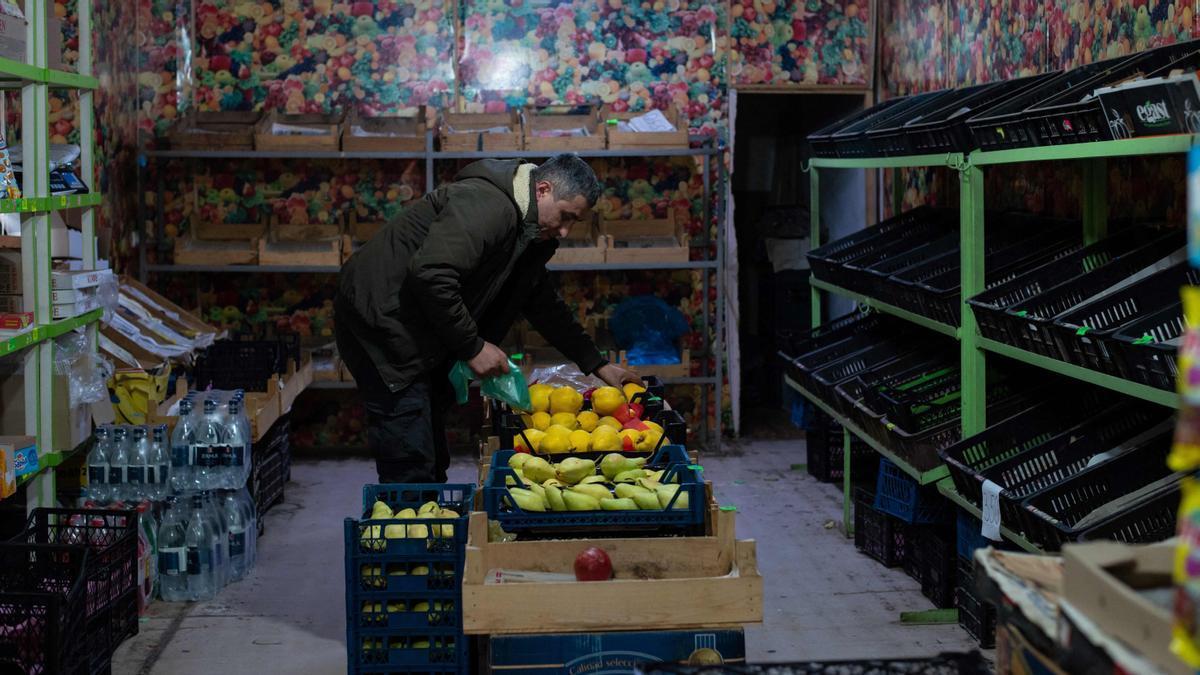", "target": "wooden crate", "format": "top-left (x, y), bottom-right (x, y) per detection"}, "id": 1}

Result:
top-left (167, 110), bottom-right (261, 151)
top-left (341, 109), bottom-right (426, 153)
top-left (549, 219), bottom-right (606, 265)
top-left (192, 221), bottom-right (266, 241)
top-left (608, 349), bottom-right (692, 379)
top-left (279, 355), bottom-right (314, 412)
top-left (462, 509), bottom-right (761, 635)
top-left (603, 210), bottom-right (688, 263)
top-left (440, 111), bottom-right (523, 152)
top-left (148, 376), bottom-right (282, 443)
top-left (254, 110), bottom-right (342, 152)
top-left (269, 214), bottom-right (344, 242)
top-left (524, 106), bottom-right (605, 152)
top-left (258, 235), bottom-right (344, 267)
top-left (348, 212), bottom-right (385, 243)
top-left (174, 234), bottom-right (258, 266)
top-left (602, 105), bottom-right (689, 149)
